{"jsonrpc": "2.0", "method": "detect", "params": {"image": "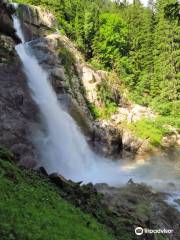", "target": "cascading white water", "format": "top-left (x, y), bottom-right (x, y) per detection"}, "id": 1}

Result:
top-left (12, 14), bottom-right (125, 184)
top-left (12, 12), bottom-right (180, 209)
